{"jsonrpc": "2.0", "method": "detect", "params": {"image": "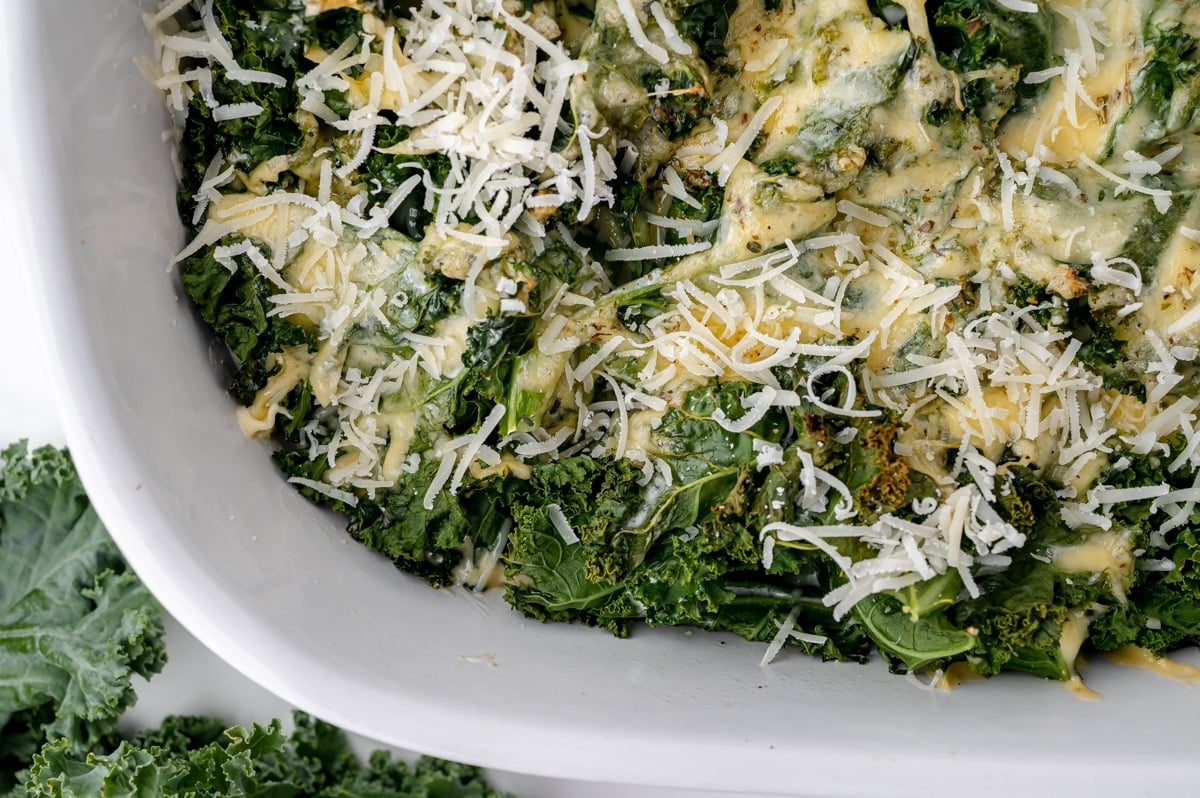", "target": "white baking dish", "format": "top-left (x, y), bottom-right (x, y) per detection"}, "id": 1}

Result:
top-left (2, 1), bottom-right (1197, 795)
